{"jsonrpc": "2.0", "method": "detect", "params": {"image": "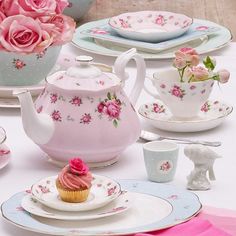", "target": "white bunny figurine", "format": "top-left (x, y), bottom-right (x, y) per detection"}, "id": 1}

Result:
top-left (184, 144), bottom-right (221, 190)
